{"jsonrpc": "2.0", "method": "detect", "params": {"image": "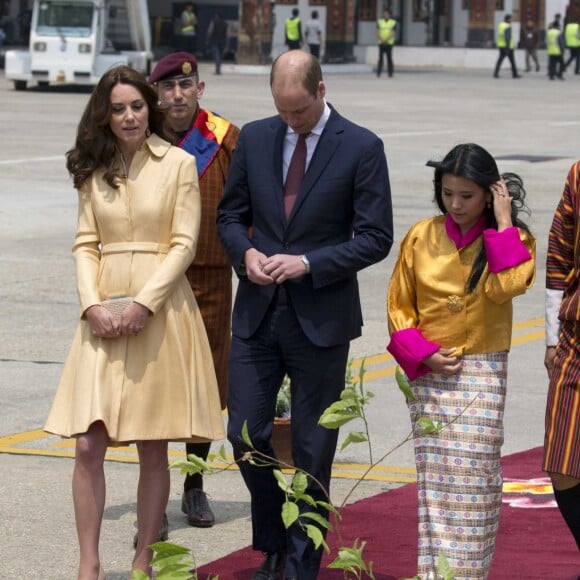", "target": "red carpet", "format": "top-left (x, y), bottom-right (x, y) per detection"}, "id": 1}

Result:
top-left (198, 447), bottom-right (579, 579)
